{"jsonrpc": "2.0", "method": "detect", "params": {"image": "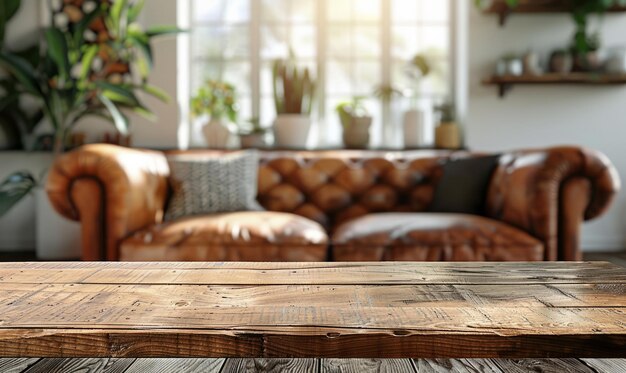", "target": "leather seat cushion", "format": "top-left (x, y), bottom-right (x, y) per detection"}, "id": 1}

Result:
top-left (121, 211), bottom-right (329, 261)
top-left (332, 213), bottom-right (544, 261)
